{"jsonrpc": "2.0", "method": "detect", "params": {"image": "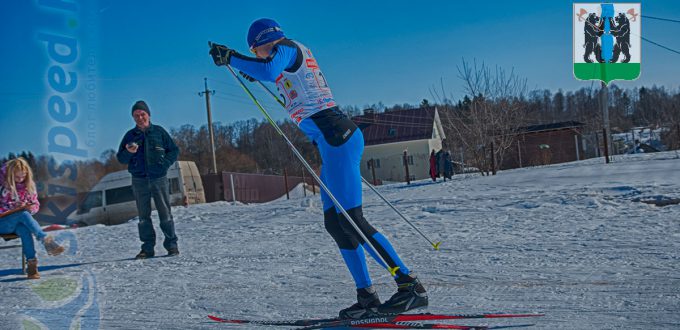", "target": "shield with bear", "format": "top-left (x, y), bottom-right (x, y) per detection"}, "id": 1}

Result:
top-left (573, 3), bottom-right (641, 84)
